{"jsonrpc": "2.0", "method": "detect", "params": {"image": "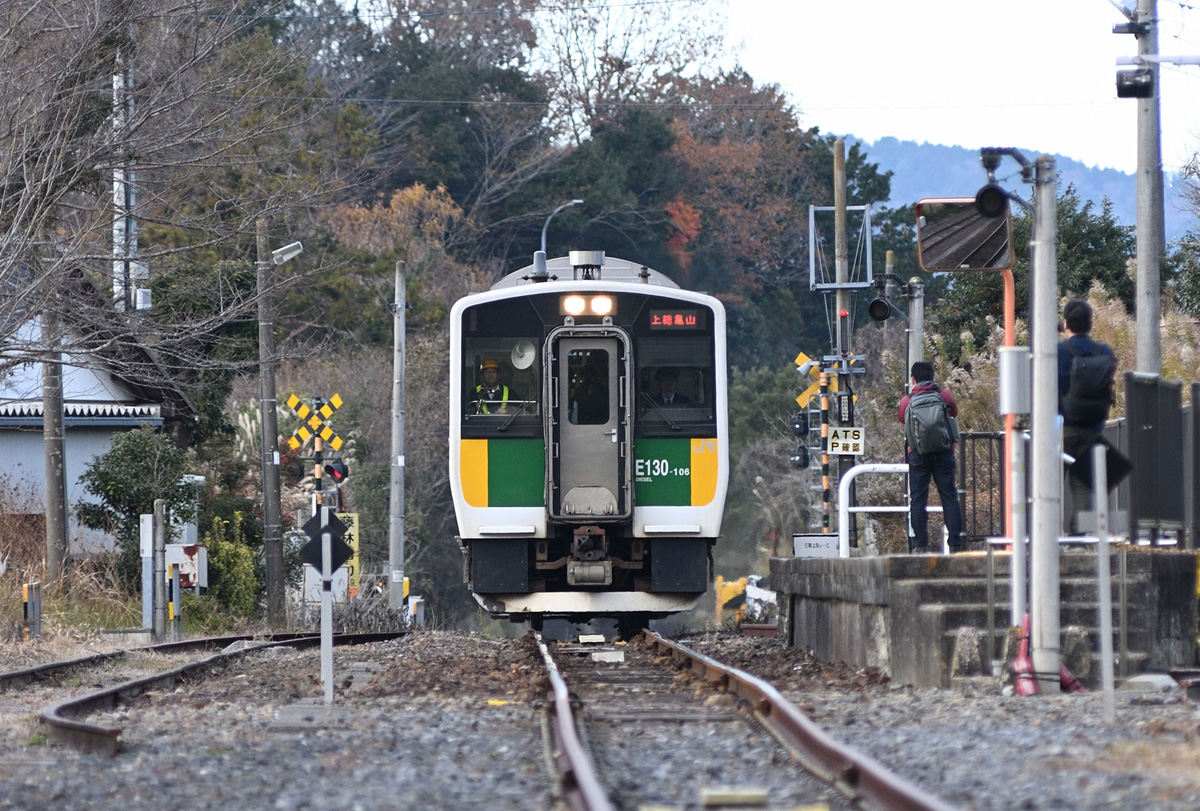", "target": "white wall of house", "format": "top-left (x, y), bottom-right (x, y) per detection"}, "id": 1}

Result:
top-left (0, 425), bottom-right (137, 554)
